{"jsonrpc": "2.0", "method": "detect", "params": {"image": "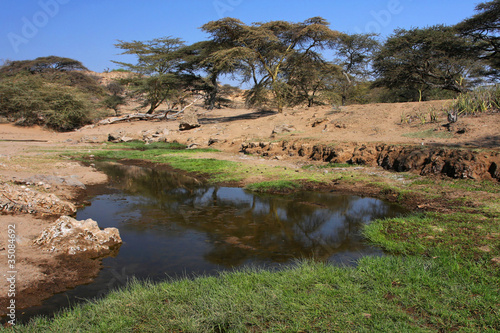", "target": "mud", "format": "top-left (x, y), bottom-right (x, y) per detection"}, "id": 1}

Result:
top-left (0, 253), bottom-right (102, 317)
